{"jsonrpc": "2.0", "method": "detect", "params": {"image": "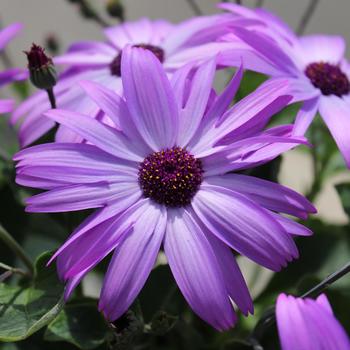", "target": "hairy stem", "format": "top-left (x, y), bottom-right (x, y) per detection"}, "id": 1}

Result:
top-left (0, 224), bottom-right (34, 276)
